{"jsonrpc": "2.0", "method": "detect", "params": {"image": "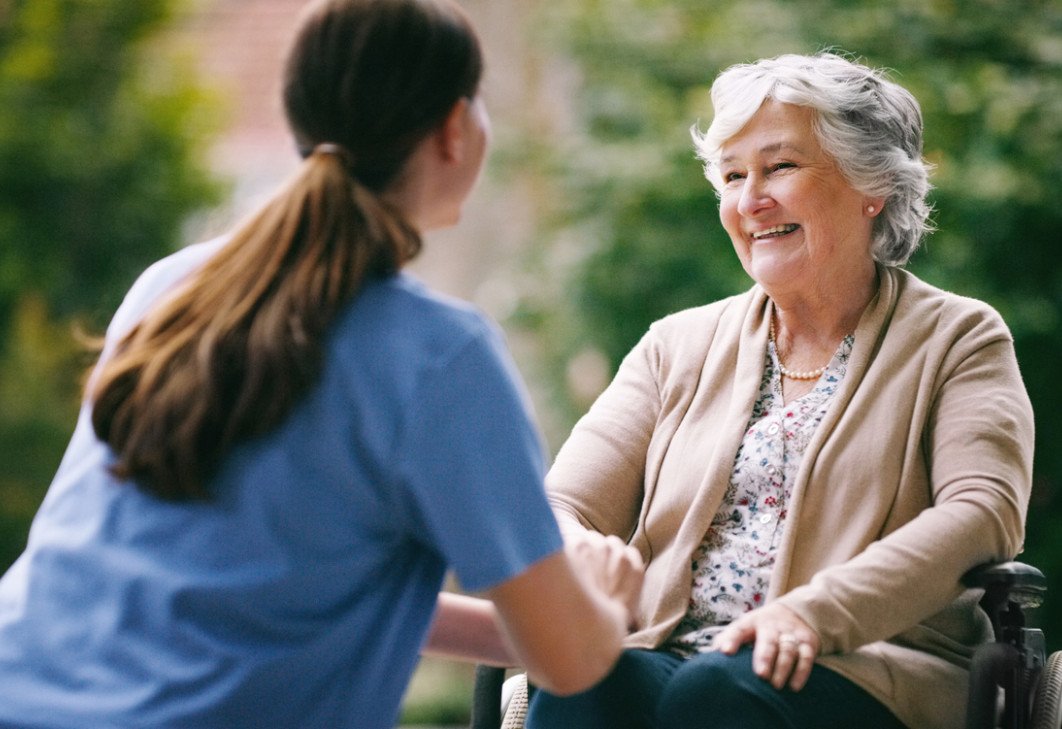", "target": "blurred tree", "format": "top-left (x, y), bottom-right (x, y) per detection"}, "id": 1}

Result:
top-left (516, 0), bottom-right (1061, 645)
top-left (0, 0), bottom-right (222, 567)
